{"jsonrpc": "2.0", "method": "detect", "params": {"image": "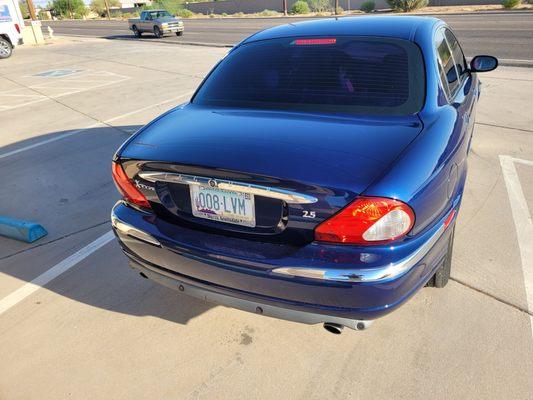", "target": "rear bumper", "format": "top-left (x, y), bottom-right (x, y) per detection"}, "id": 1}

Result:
top-left (128, 254), bottom-right (372, 330)
top-left (111, 201), bottom-right (455, 323)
